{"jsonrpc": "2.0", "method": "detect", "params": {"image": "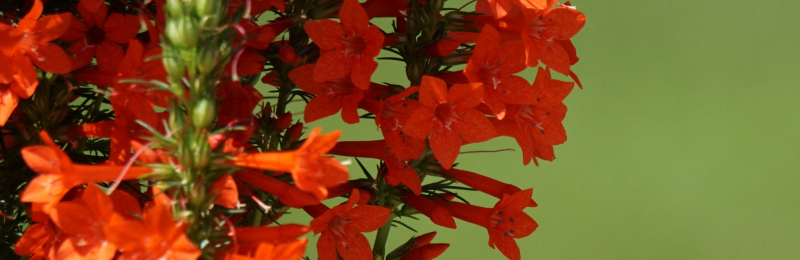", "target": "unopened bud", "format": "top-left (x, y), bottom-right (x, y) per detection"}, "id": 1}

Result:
top-left (163, 56), bottom-right (185, 79)
top-left (261, 102), bottom-right (272, 117)
top-left (197, 47), bottom-right (219, 74)
top-left (286, 123), bottom-right (304, 143)
top-left (165, 0), bottom-right (185, 17)
top-left (276, 113), bottom-right (292, 130)
top-left (443, 11), bottom-right (479, 32)
top-left (165, 18), bottom-right (199, 48)
top-left (439, 53), bottom-right (471, 66)
top-left (194, 0), bottom-right (220, 18)
top-left (192, 99), bottom-right (216, 129)
top-left (278, 45), bottom-right (296, 63)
